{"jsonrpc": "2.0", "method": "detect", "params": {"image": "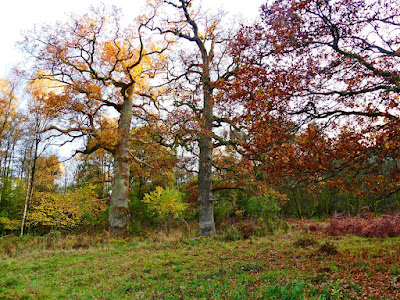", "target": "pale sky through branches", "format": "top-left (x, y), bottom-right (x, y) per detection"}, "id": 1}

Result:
top-left (0, 0), bottom-right (264, 159)
top-left (0, 0), bottom-right (265, 78)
